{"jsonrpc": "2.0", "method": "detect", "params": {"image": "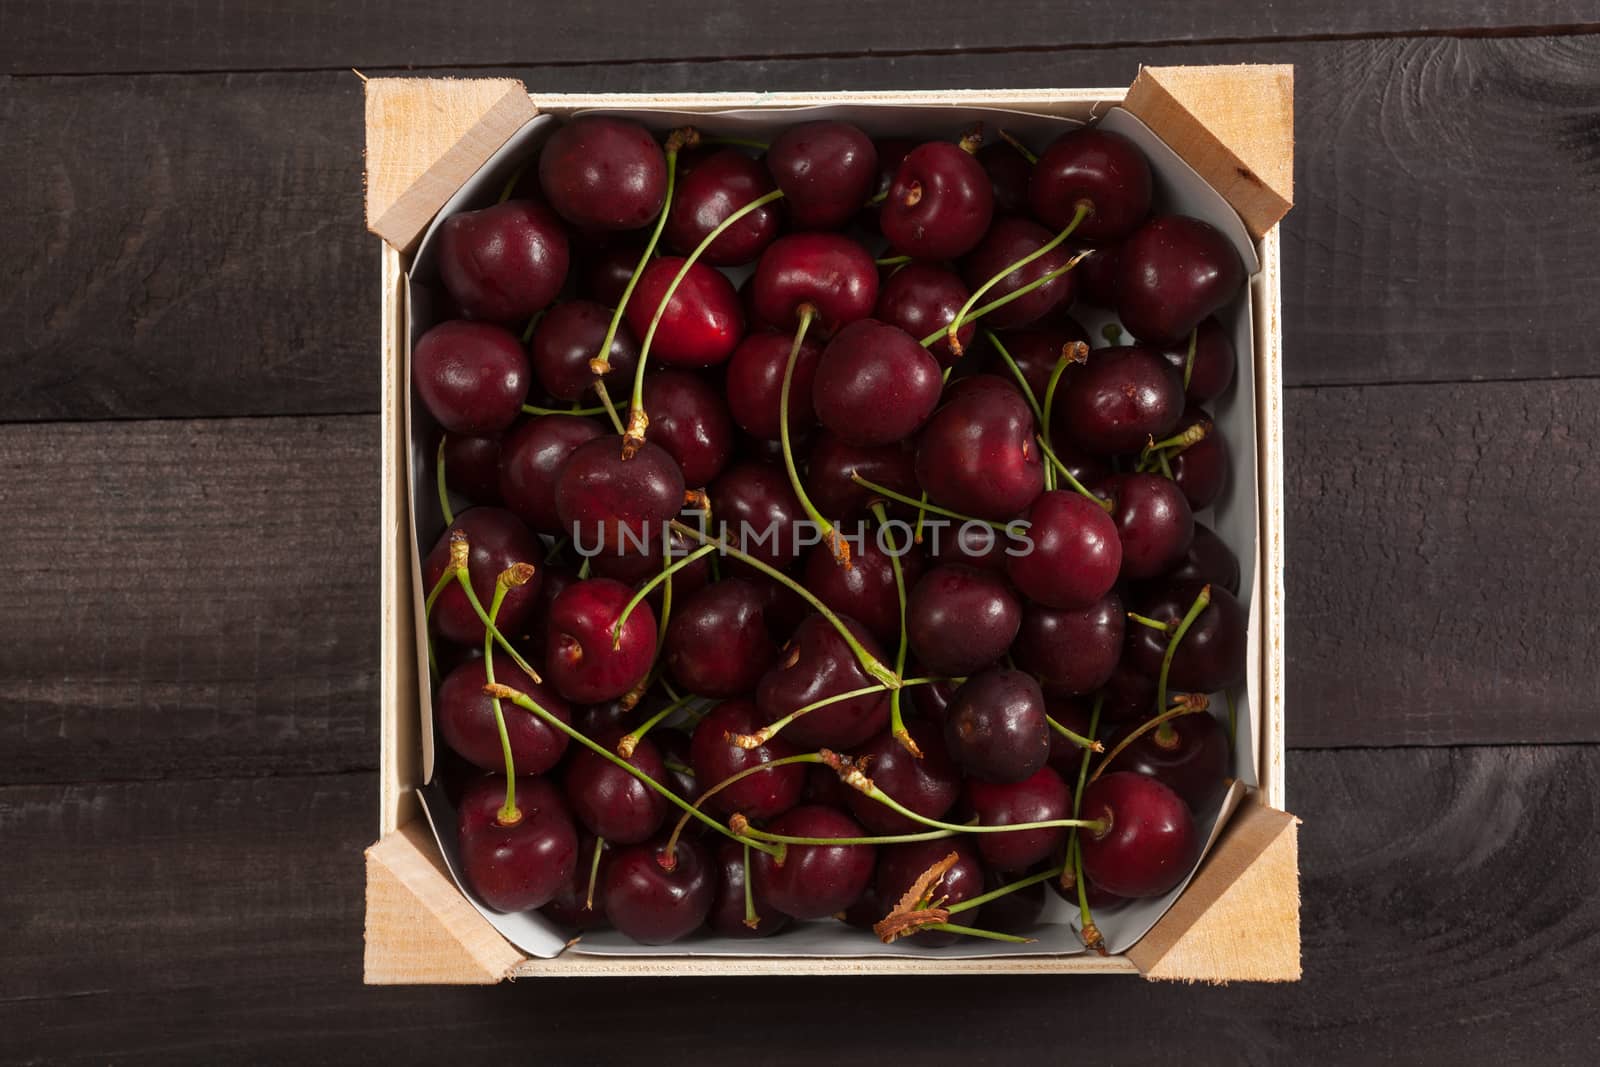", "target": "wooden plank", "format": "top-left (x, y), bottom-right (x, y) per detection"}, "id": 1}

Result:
top-left (6, 748), bottom-right (1598, 1061)
top-left (0, 416), bottom-right (380, 783)
top-left (4, 38), bottom-right (1599, 423)
top-left (3, 0), bottom-right (1597, 76)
